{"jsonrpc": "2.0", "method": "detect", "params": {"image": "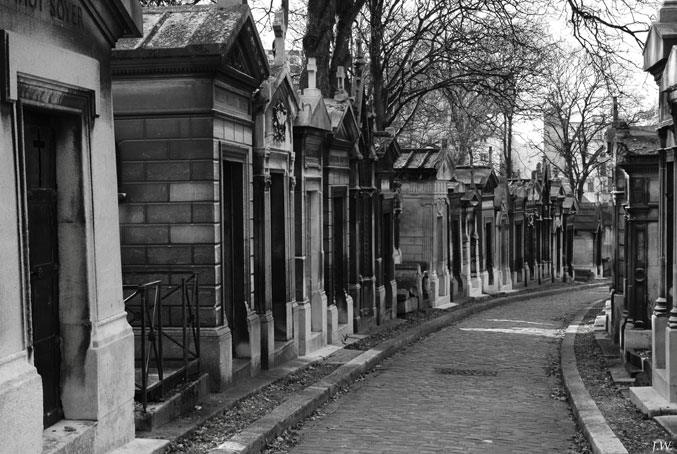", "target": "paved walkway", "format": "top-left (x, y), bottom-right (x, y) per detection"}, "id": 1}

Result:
top-left (289, 287), bottom-right (607, 454)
